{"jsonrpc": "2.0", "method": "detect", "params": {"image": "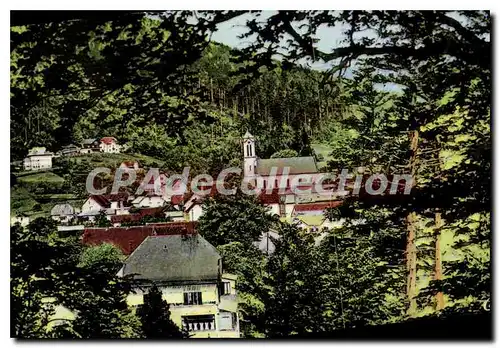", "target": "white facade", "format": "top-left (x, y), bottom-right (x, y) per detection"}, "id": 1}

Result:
top-left (132, 196), bottom-right (166, 208)
top-left (11, 216), bottom-right (30, 227)
top-left (23, 147), bottom-right (53, 171)
top-left (243, 131), bottom-right (257, 179)
top-left (188, 204), bottom-right (204, 222)
top-left (100, 138), bottom-right (121, 153)
top-left (81, 197), bottom-right (106, 213)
